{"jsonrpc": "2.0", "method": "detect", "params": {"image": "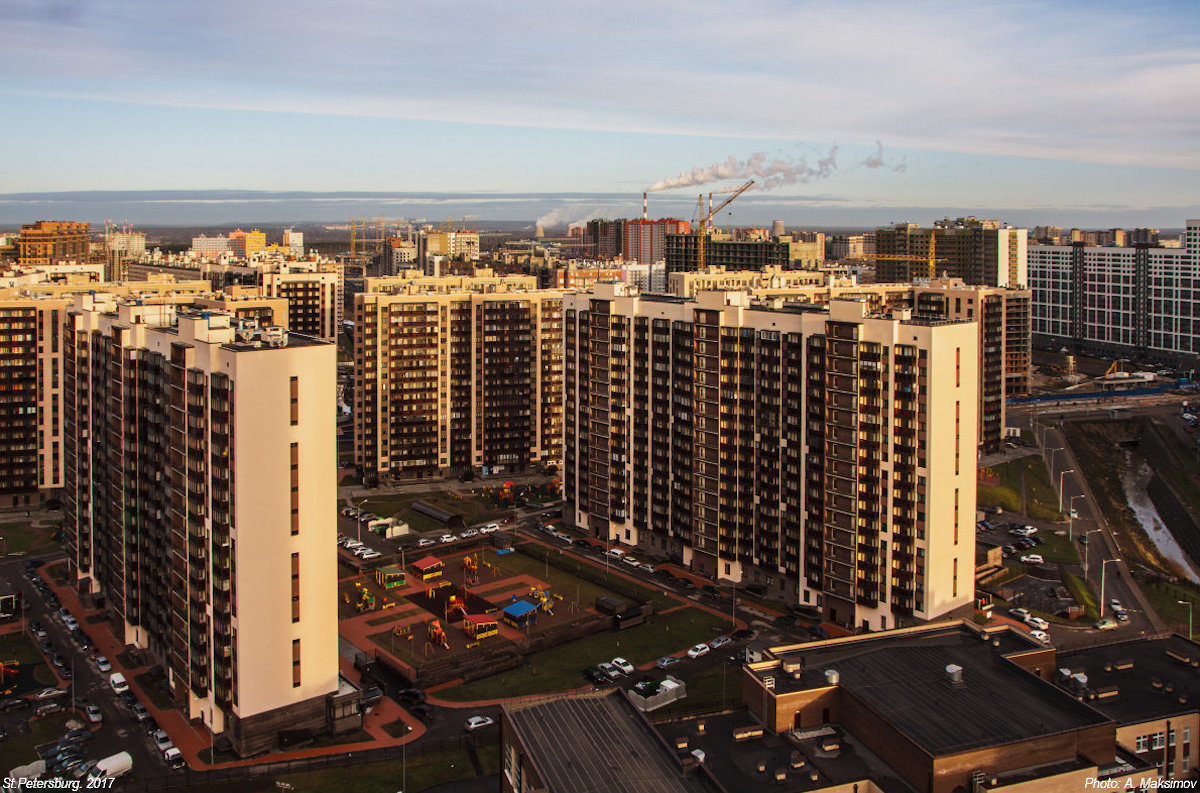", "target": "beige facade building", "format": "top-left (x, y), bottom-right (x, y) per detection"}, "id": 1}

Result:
top-left (565, 283), bottom-right (978, 628)
top-left (667, 265), bottom-right (827, 297)
top-left (261, 269), bottom-right (341, 341)
top-left (0, 276), bottom-right (213, 505)
top-left (63, 297), bottom-right (341, 755)
top-left (354, 276), bottom-right (563, 482)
